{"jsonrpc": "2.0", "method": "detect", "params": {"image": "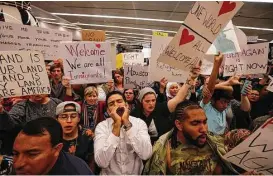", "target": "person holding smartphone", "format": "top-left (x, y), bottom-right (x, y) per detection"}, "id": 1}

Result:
top-left (94, 91), bottom-right (152, 175)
